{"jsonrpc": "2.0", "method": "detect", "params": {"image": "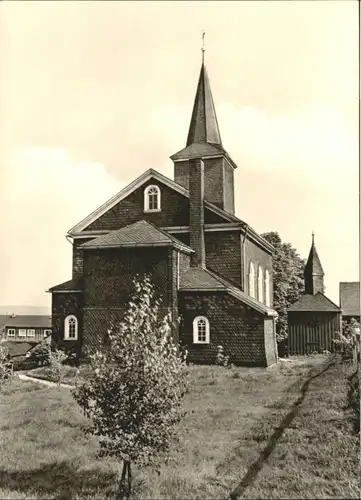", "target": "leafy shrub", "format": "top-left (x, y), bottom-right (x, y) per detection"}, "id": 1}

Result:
top-left (12, 358), bottom-right (39, 372)
top-left (26, 341), bottom-right (51, 366)
top-left (215, 345), bottom-right (230, 367)
top-left (48, 348), bottom-right (68, 385)
top-left (72, 275), bottom-right (188, 499)
top-left (347, 370), bottom-right (360, 433)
